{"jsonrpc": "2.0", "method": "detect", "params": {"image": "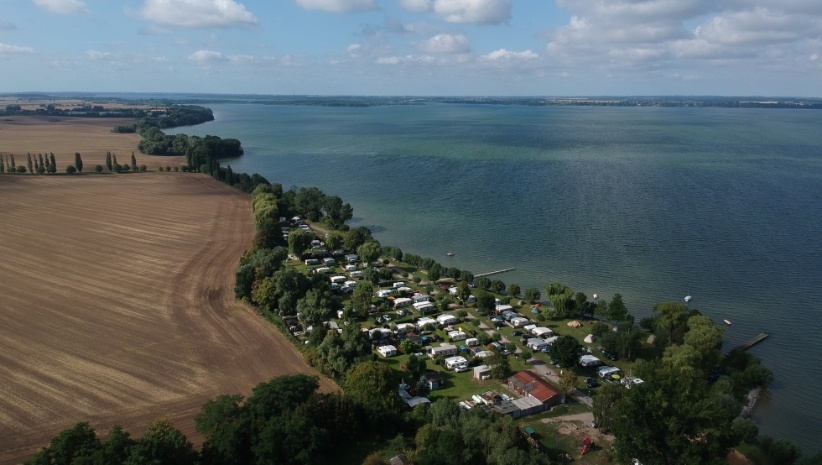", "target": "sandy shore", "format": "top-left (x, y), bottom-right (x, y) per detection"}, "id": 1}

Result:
top-left (0, 117), bottom-right (332, 464)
